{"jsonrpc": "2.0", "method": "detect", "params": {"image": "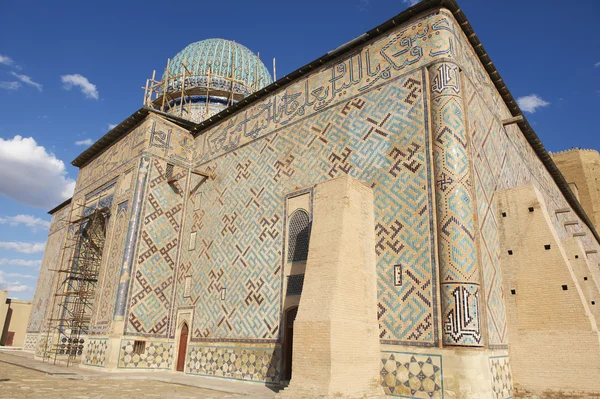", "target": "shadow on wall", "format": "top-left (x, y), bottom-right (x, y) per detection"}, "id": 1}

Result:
top-left (0, 307), bottom-right (12, 346)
